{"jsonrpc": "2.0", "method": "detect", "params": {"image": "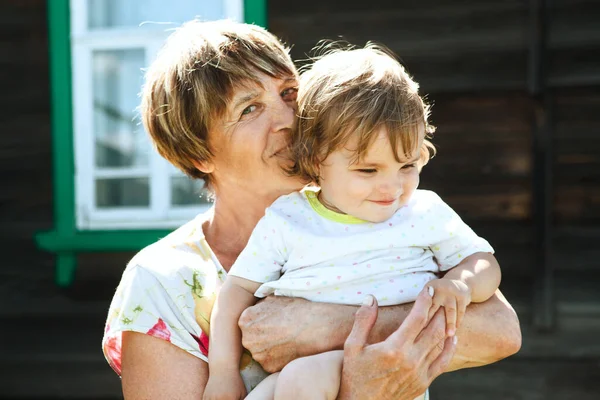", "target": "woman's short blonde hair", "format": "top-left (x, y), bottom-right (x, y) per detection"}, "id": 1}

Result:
top-left (289, 44), bottom-right (436, 183)
top-left (140, 20), bottom-right (296, 189)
